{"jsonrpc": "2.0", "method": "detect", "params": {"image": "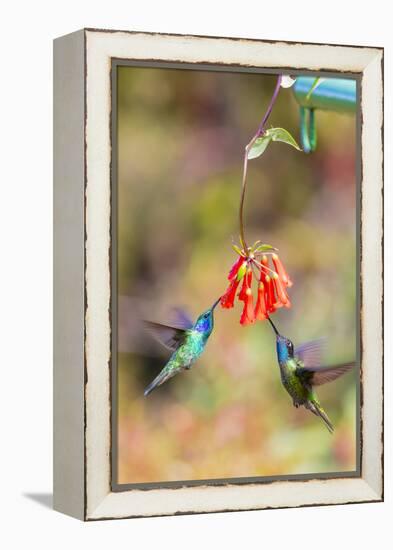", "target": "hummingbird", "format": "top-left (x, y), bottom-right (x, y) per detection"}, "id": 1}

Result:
top-left (267, 317), bottom-right (354, 433)
top-left (143, 298), bottom-right (220, 396)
